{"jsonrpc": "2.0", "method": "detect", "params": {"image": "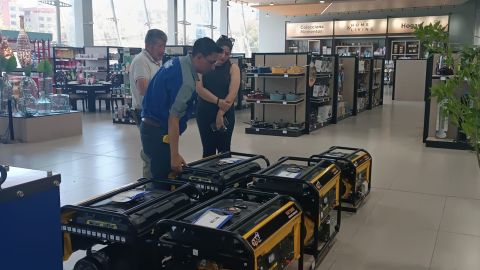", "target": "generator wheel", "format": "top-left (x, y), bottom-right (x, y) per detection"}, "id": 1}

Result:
top-left (74, 256), bottom-right (103, 270)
